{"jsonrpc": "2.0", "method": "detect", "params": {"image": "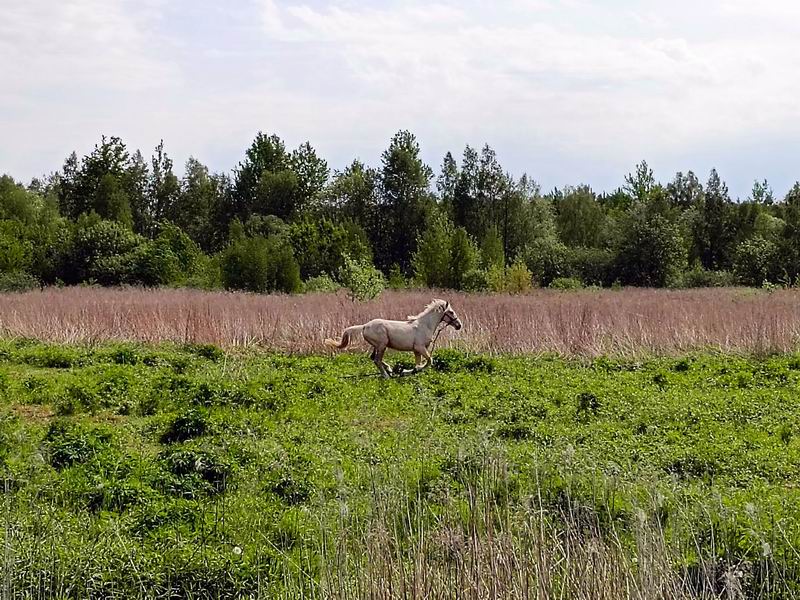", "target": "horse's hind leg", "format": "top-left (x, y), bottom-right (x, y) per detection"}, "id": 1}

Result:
top-left (373, 346), bottom-right (391, 379)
